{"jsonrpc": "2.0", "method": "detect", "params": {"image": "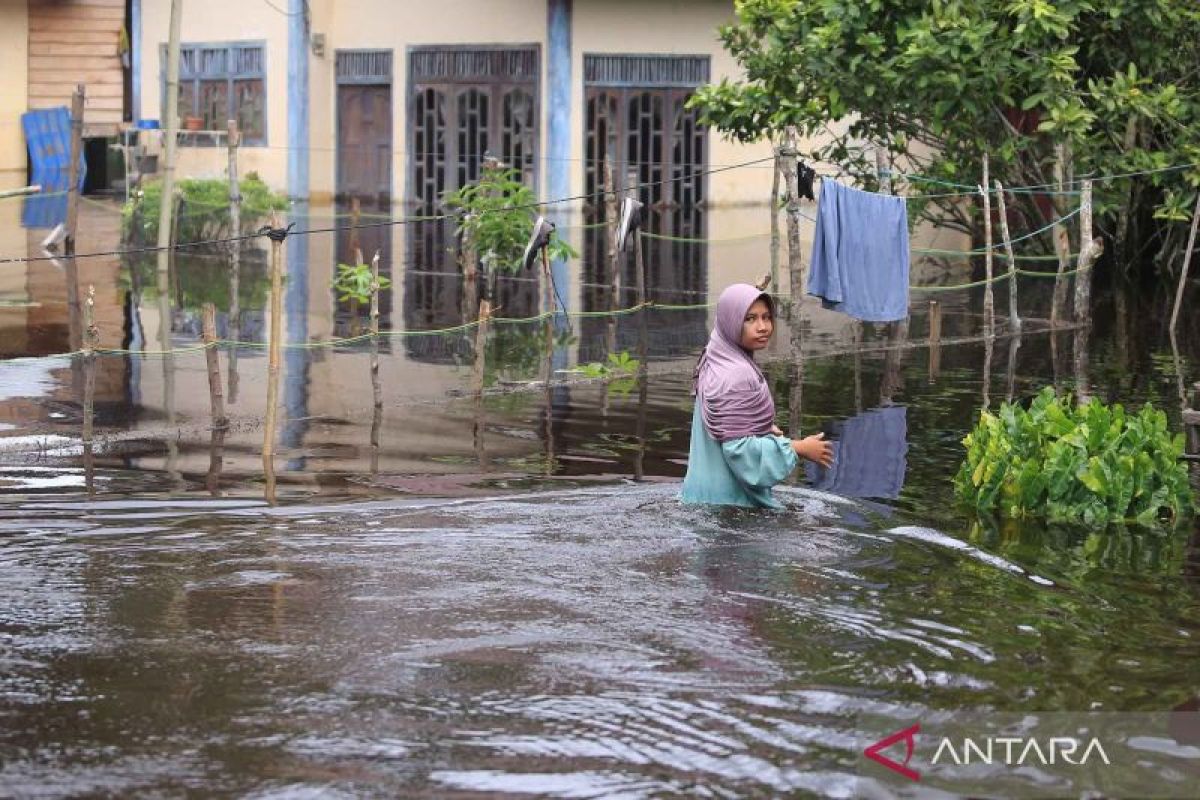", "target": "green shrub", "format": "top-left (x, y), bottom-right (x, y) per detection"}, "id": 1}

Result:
top-left (442, 161), bottom-right (576, 273)
top-left (122, 173), bottom-right (289, 245)
top-left (333, 261), bottom-right (392, 304)
top-left (954, 387), bottom-right (1195, 528)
